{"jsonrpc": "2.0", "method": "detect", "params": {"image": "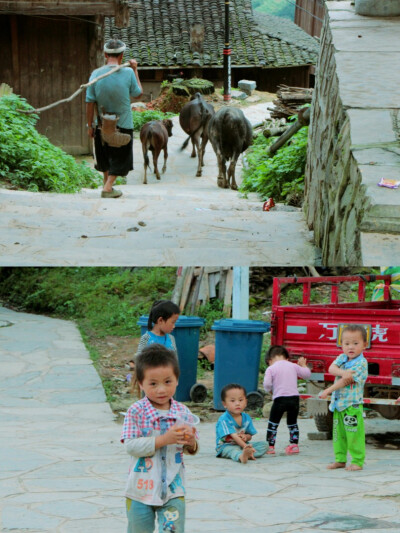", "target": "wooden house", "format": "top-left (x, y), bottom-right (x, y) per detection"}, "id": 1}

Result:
top-left (295, 0), bottom-right (326, 38)
top-left (106, 0), bottom-right (319, 100)
top-left (0, 1), bottom-right (132, 154)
